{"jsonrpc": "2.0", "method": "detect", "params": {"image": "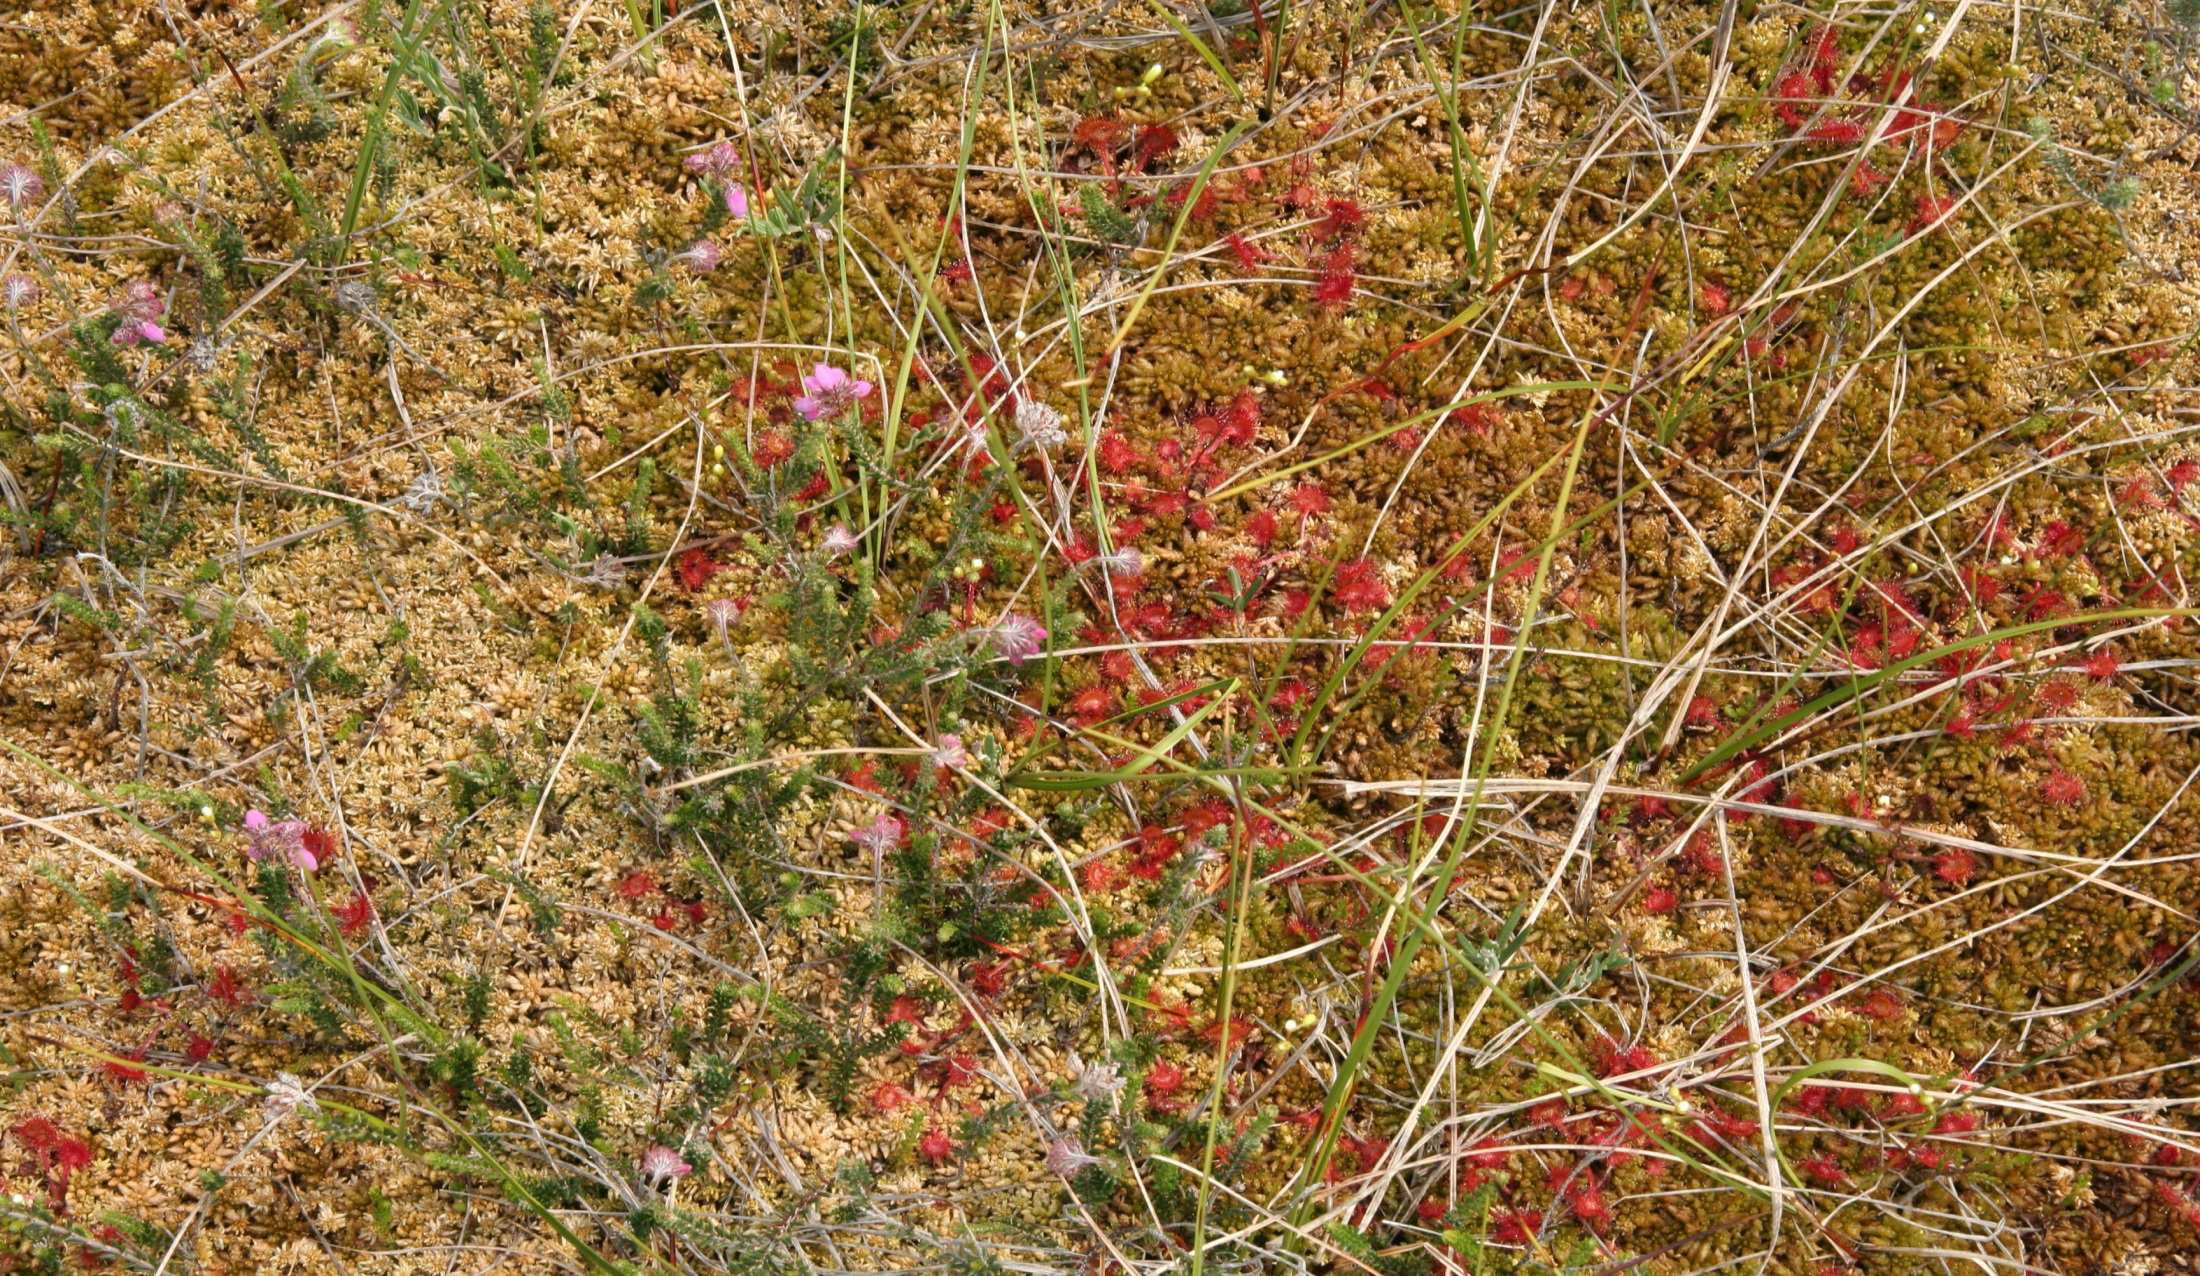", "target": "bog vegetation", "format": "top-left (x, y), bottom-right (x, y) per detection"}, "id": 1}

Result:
top-left (3, 0), bottom-right (2200, 1272)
